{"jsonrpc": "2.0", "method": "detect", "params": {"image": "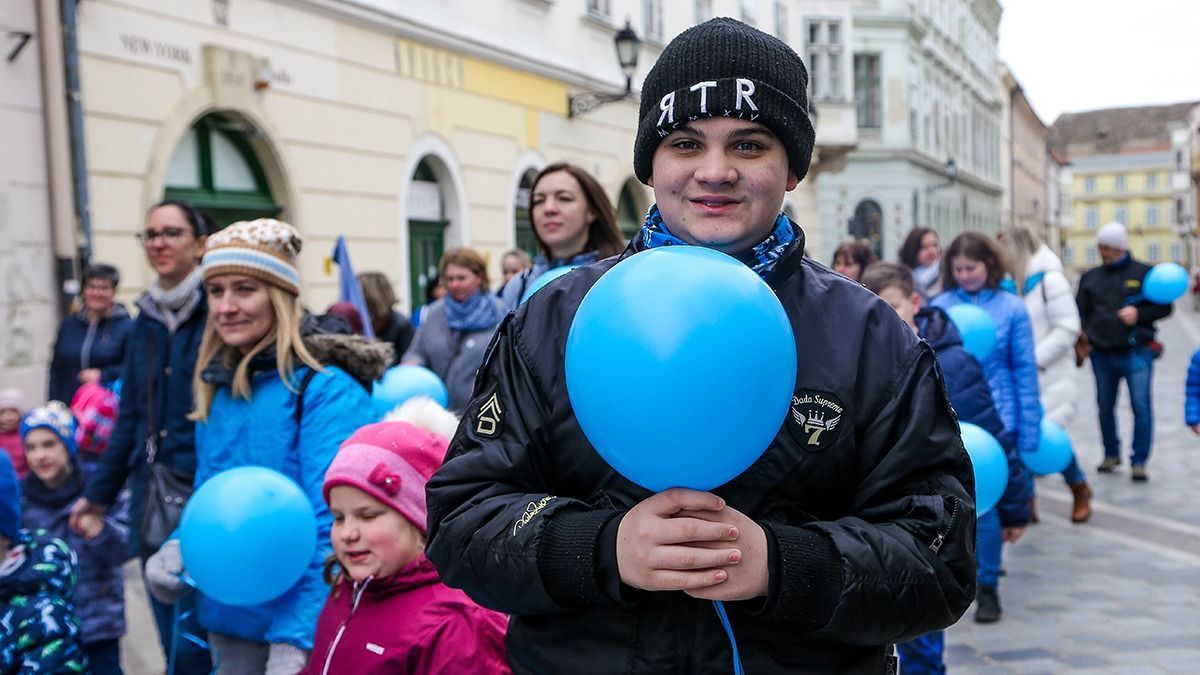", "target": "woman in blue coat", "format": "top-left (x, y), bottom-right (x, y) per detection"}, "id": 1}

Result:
top-left (932, 231), bottom-right (1040, 625)
top-left (48, 263), bottom-right (133, 406)
top-left (143, 220), bottom-right (385, 673)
